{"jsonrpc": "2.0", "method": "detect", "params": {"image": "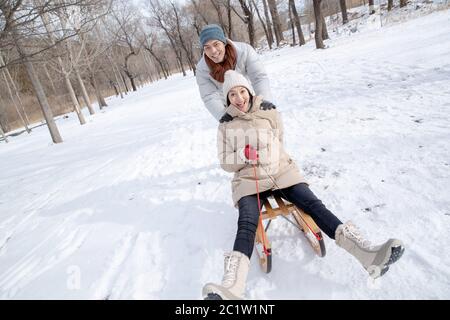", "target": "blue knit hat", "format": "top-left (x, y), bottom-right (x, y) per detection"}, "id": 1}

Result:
top-left (199, 24), bottom-right (227, 47)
